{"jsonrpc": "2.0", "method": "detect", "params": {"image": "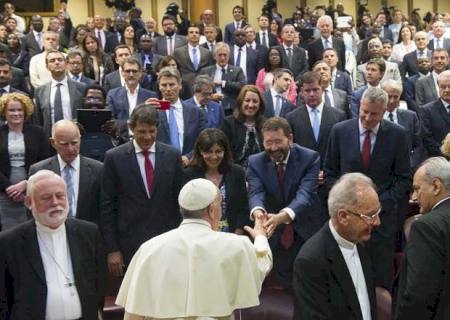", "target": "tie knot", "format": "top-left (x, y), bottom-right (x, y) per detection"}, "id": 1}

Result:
top-left (142, 150), bottom-right (149, 157)
top-left (56, 82), bottom-right (62, 87)
top-left (222, 68), bottom-right (226, 73)
top-left (64, 164), bottom-right (73, 172)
